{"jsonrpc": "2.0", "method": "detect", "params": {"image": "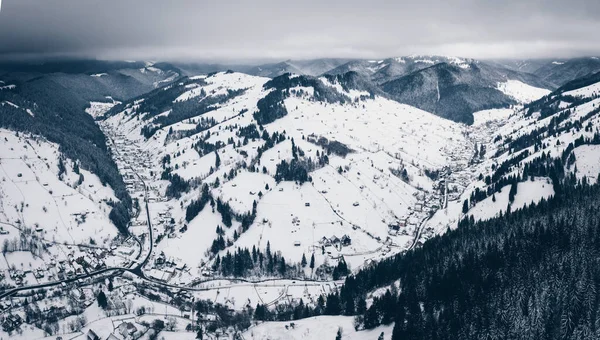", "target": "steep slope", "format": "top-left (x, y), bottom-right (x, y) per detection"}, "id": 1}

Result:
top-left (0, 129), bottom-right (120, 245)
top-left (340, 181), bottom-right (600, 340)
